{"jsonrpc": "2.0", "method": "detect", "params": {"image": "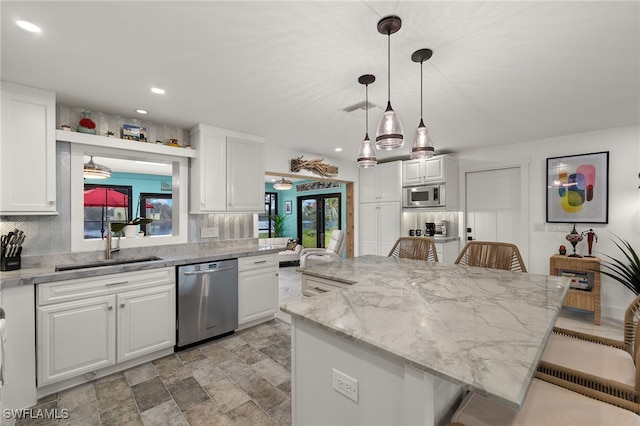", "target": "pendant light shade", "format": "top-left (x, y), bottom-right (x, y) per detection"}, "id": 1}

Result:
top-left (410, 48), bottom-right (435, 159)
top-left (375, 15), bottom-right (404, 151)
top-left (357, 74), bottom-right (377, 168)
top-left (273, 177), bottom-right (293, 190)
top-left (84, 156), bottom-right (111, 179)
